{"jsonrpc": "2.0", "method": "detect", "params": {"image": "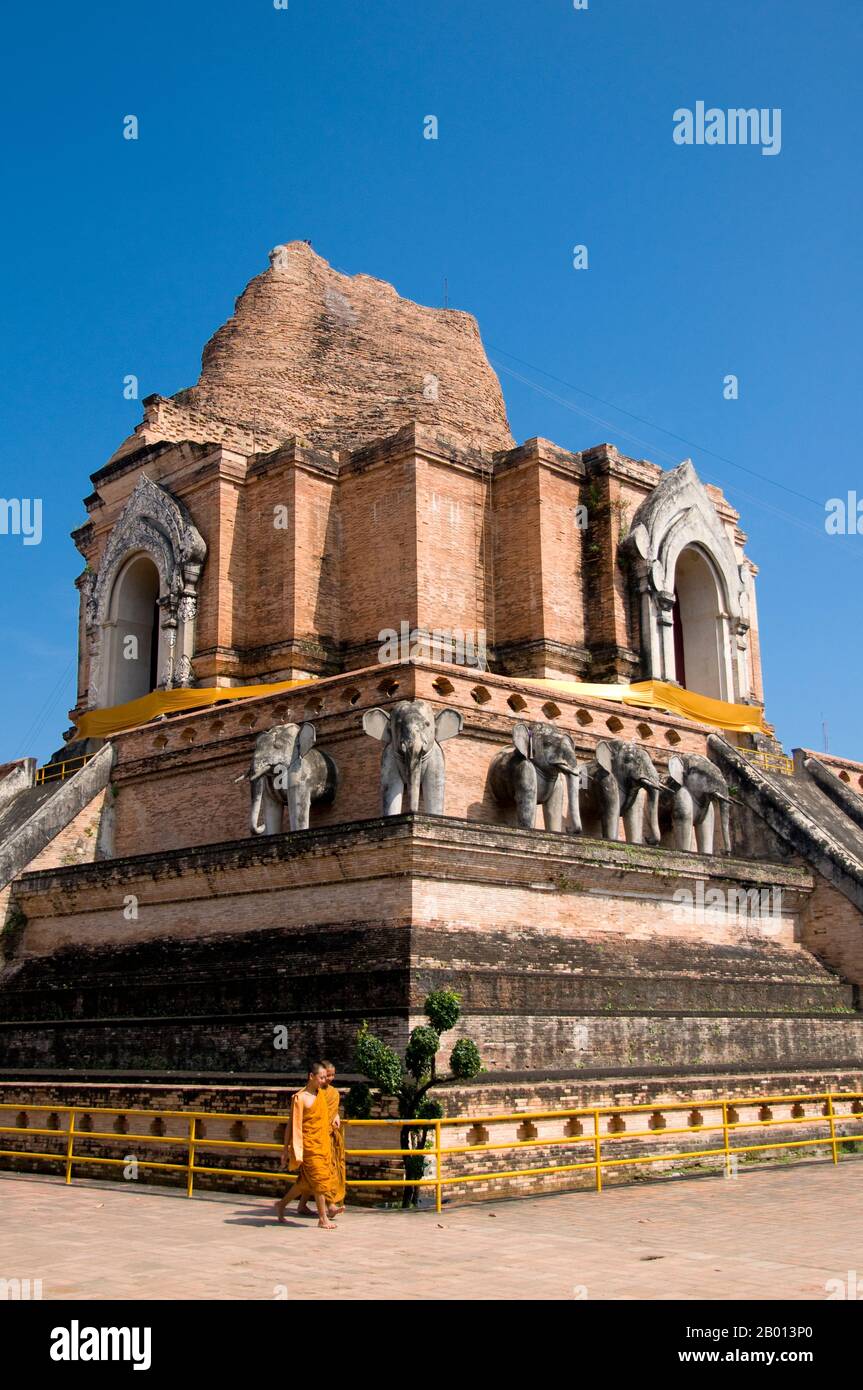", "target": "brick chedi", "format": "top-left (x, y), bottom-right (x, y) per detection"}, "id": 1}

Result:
top-left (1, 242), bottom-right (862, 1204)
